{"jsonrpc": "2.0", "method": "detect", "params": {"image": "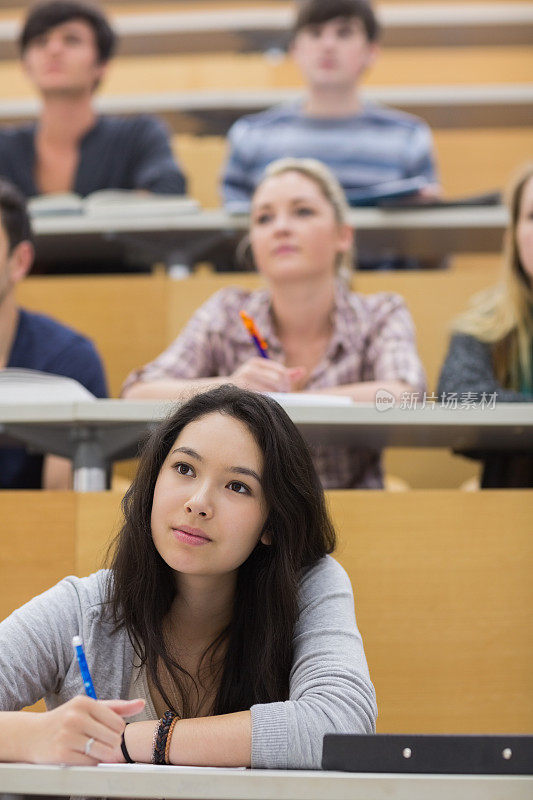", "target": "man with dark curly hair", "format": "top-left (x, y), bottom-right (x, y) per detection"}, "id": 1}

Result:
top-left (0, 1), bottom-right (186, 198)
